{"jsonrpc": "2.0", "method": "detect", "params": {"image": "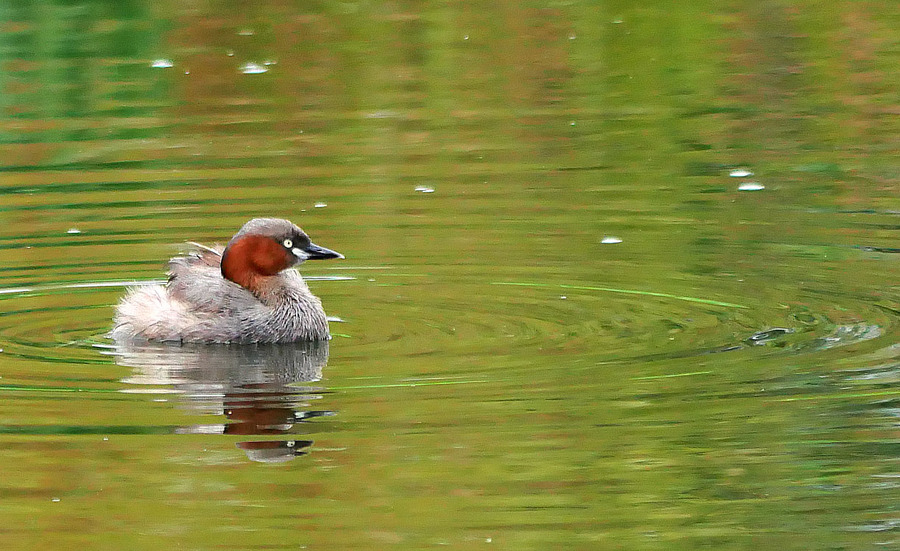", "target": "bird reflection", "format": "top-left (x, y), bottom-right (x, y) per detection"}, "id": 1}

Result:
top-left (108, 341), bottom-right (331, 463)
